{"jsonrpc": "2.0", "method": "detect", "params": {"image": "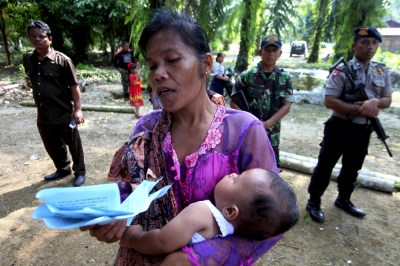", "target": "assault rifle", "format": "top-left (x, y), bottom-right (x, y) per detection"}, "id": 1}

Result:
top-left (330, 57), bottom-right (392, 157)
